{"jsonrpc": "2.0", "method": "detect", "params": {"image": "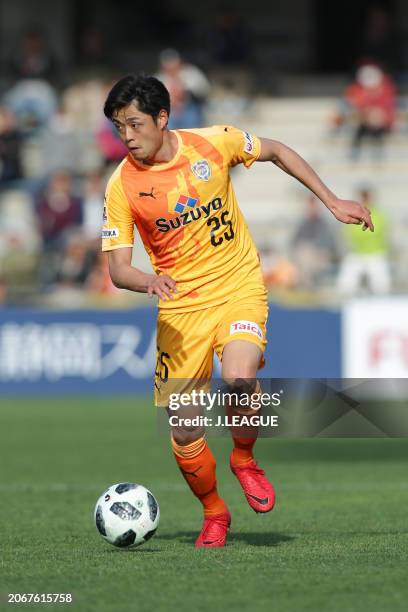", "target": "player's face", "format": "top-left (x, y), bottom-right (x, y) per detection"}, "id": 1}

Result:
top-left (112, 102), bottom-right (167, 163)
